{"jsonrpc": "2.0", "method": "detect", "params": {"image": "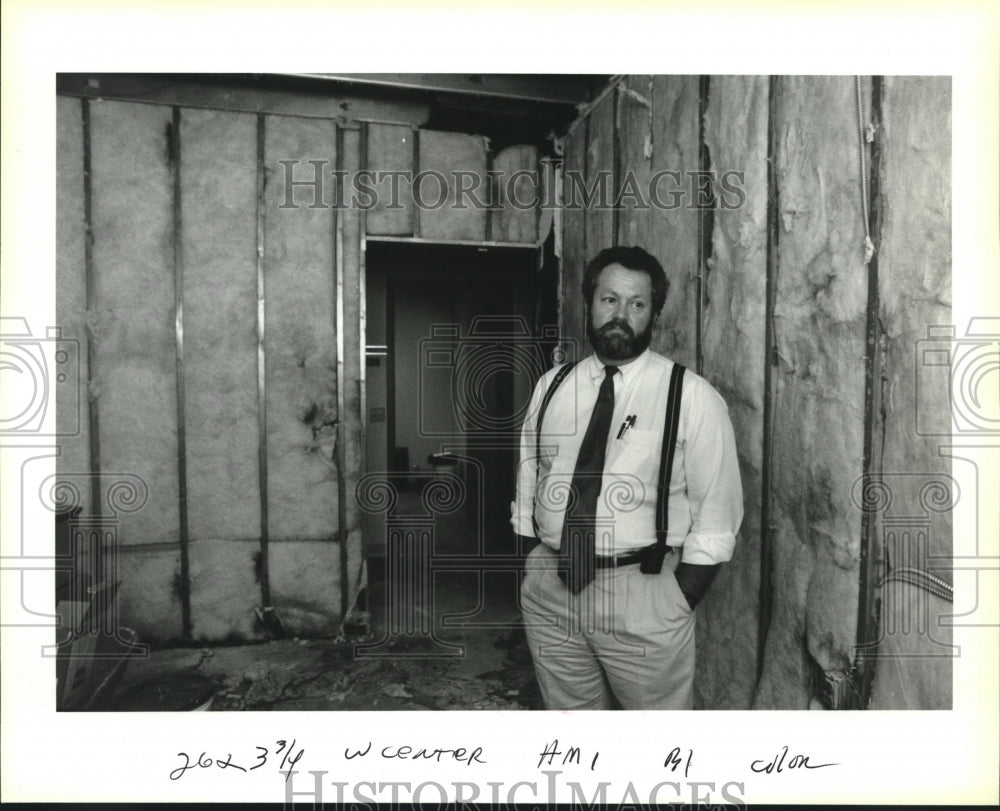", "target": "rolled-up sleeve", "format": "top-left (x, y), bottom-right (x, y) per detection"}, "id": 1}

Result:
top-left (679, 381), bottom-right (744, 565)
